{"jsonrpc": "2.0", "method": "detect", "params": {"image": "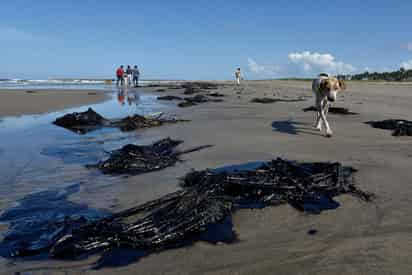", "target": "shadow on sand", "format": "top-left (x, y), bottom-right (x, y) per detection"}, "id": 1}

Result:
top-left (271, 120), bottom-right (323, 137)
